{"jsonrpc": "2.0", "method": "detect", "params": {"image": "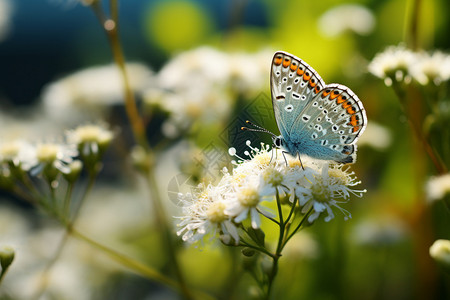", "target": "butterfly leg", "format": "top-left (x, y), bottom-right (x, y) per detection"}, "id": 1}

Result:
top-left (282, 151), bottom-right (289, 167)
top-left (298, 153), bottom-right (305, 170)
